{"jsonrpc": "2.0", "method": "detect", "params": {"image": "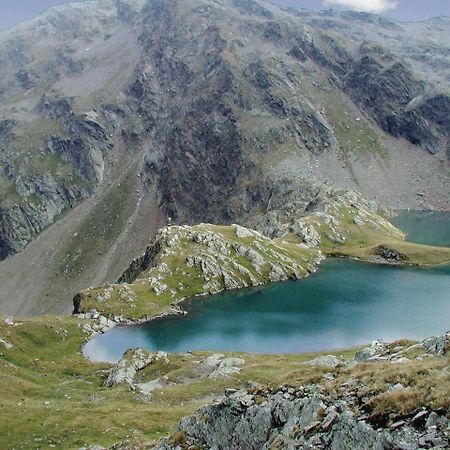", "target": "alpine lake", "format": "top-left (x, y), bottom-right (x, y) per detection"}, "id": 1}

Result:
top-left (84, 211), bottom-right (450, 363)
